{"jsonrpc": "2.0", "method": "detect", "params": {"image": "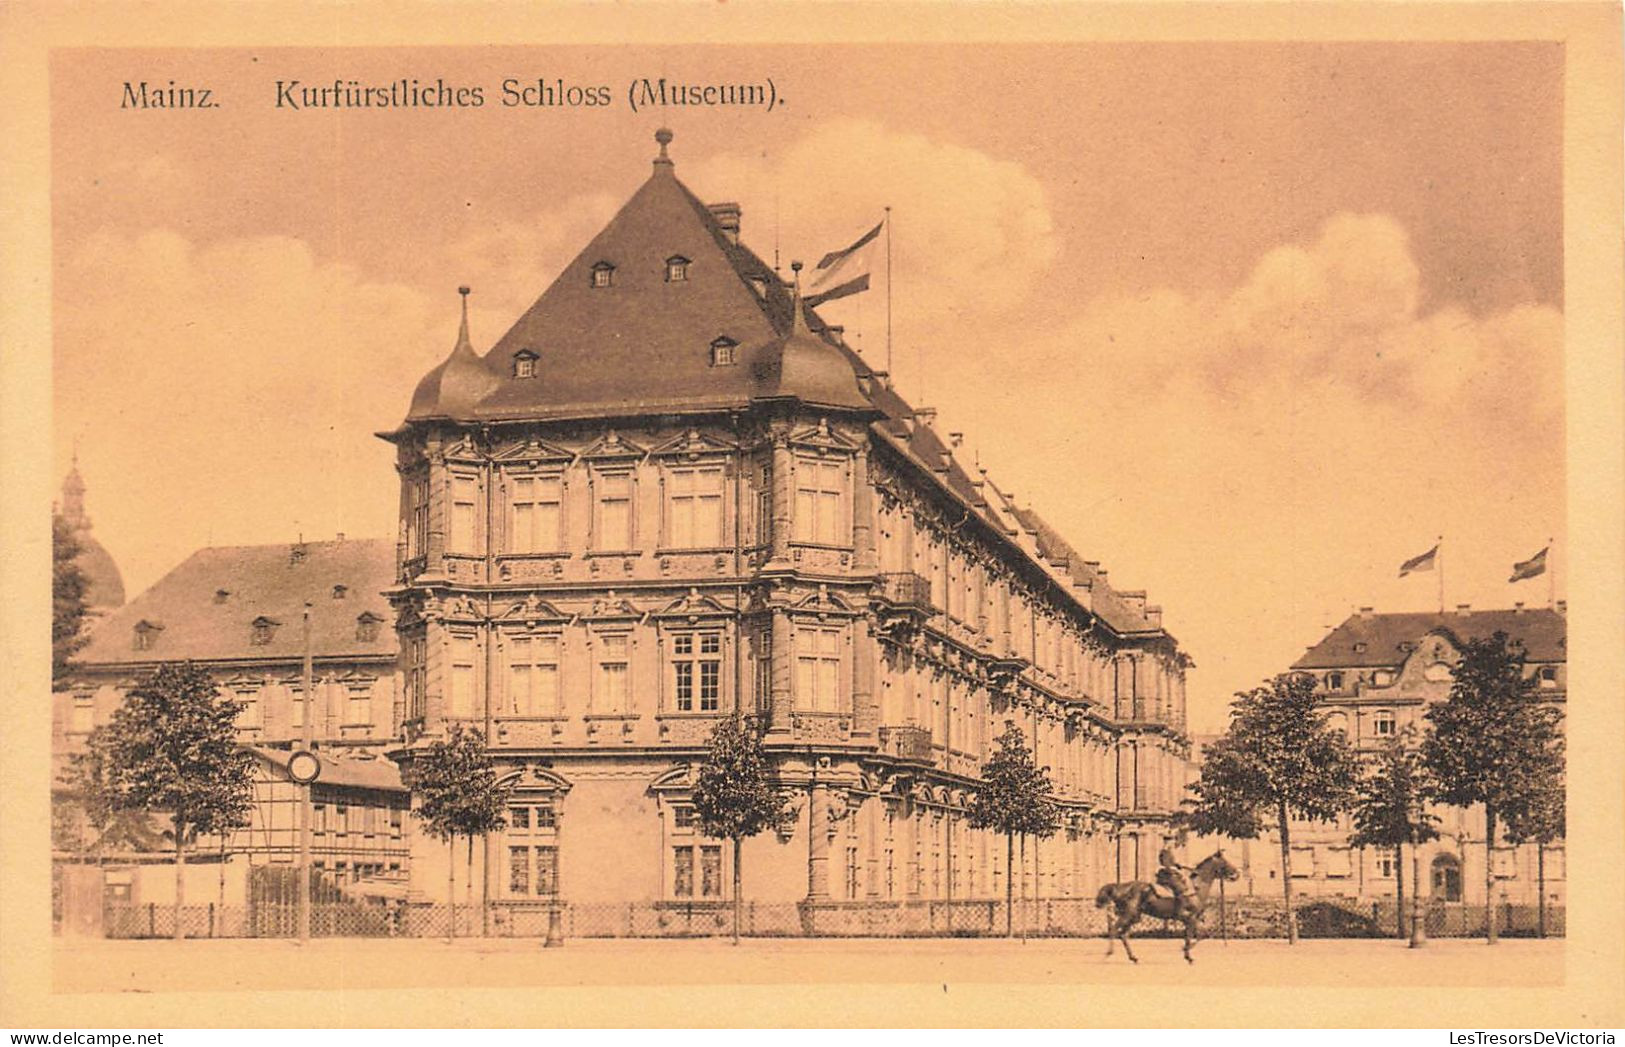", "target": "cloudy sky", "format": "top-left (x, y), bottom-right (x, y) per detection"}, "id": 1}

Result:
top-left (51, 43), bottom-right (1563, 733)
